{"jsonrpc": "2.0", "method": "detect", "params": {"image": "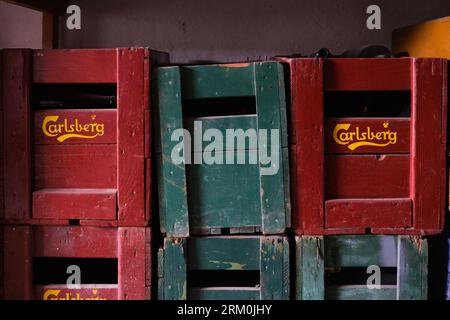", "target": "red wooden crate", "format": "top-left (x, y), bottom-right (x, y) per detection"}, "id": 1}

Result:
top-left (1, 225), bottom-right (150, 300)
top-left (1, 48), bottom-right (168, 226)
top-left (276, 57), bottom-right (447, 235)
